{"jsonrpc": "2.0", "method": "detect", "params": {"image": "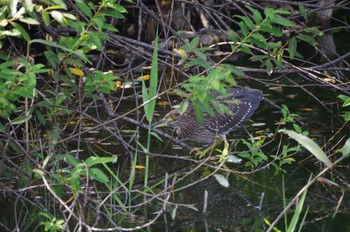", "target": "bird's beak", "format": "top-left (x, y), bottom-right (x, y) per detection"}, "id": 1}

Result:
top-left (151, 118), bottom-right (169, 129)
